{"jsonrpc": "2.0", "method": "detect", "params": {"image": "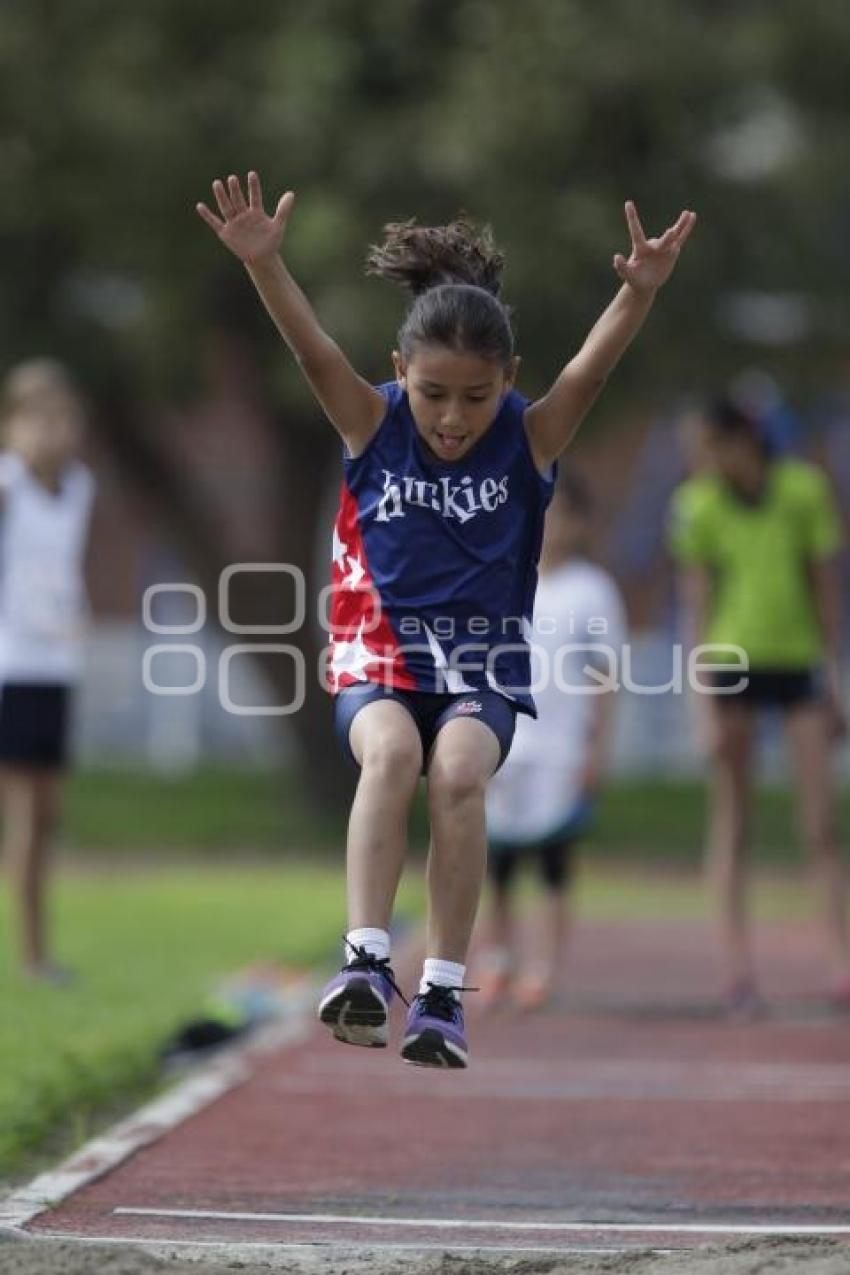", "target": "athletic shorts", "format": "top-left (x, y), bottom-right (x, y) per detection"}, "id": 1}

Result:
top-left (487, 798), bottom-right (596, 892)
top-left (713, 667), bottom-right (823, 711)
top-left (333, 682), bottom-right (518, 776)
top-left (0, 683), bottom-right (72, 769)
top-left (488, 834), bottom-right (575, 891)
